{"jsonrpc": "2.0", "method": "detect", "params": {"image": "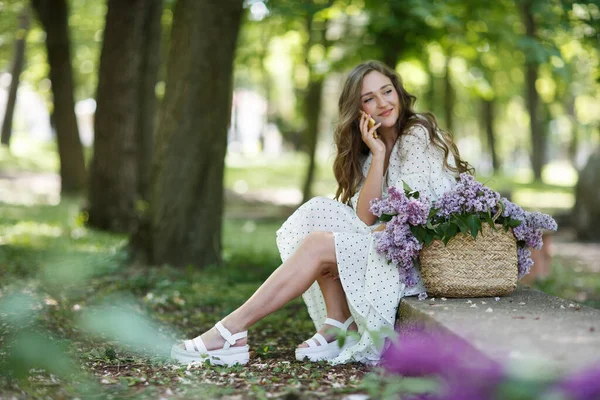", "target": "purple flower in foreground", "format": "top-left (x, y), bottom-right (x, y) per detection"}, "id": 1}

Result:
top-left (383, 331), bottom-right (504, 400)
top-left (552, 362), bottom-right (600, 400)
